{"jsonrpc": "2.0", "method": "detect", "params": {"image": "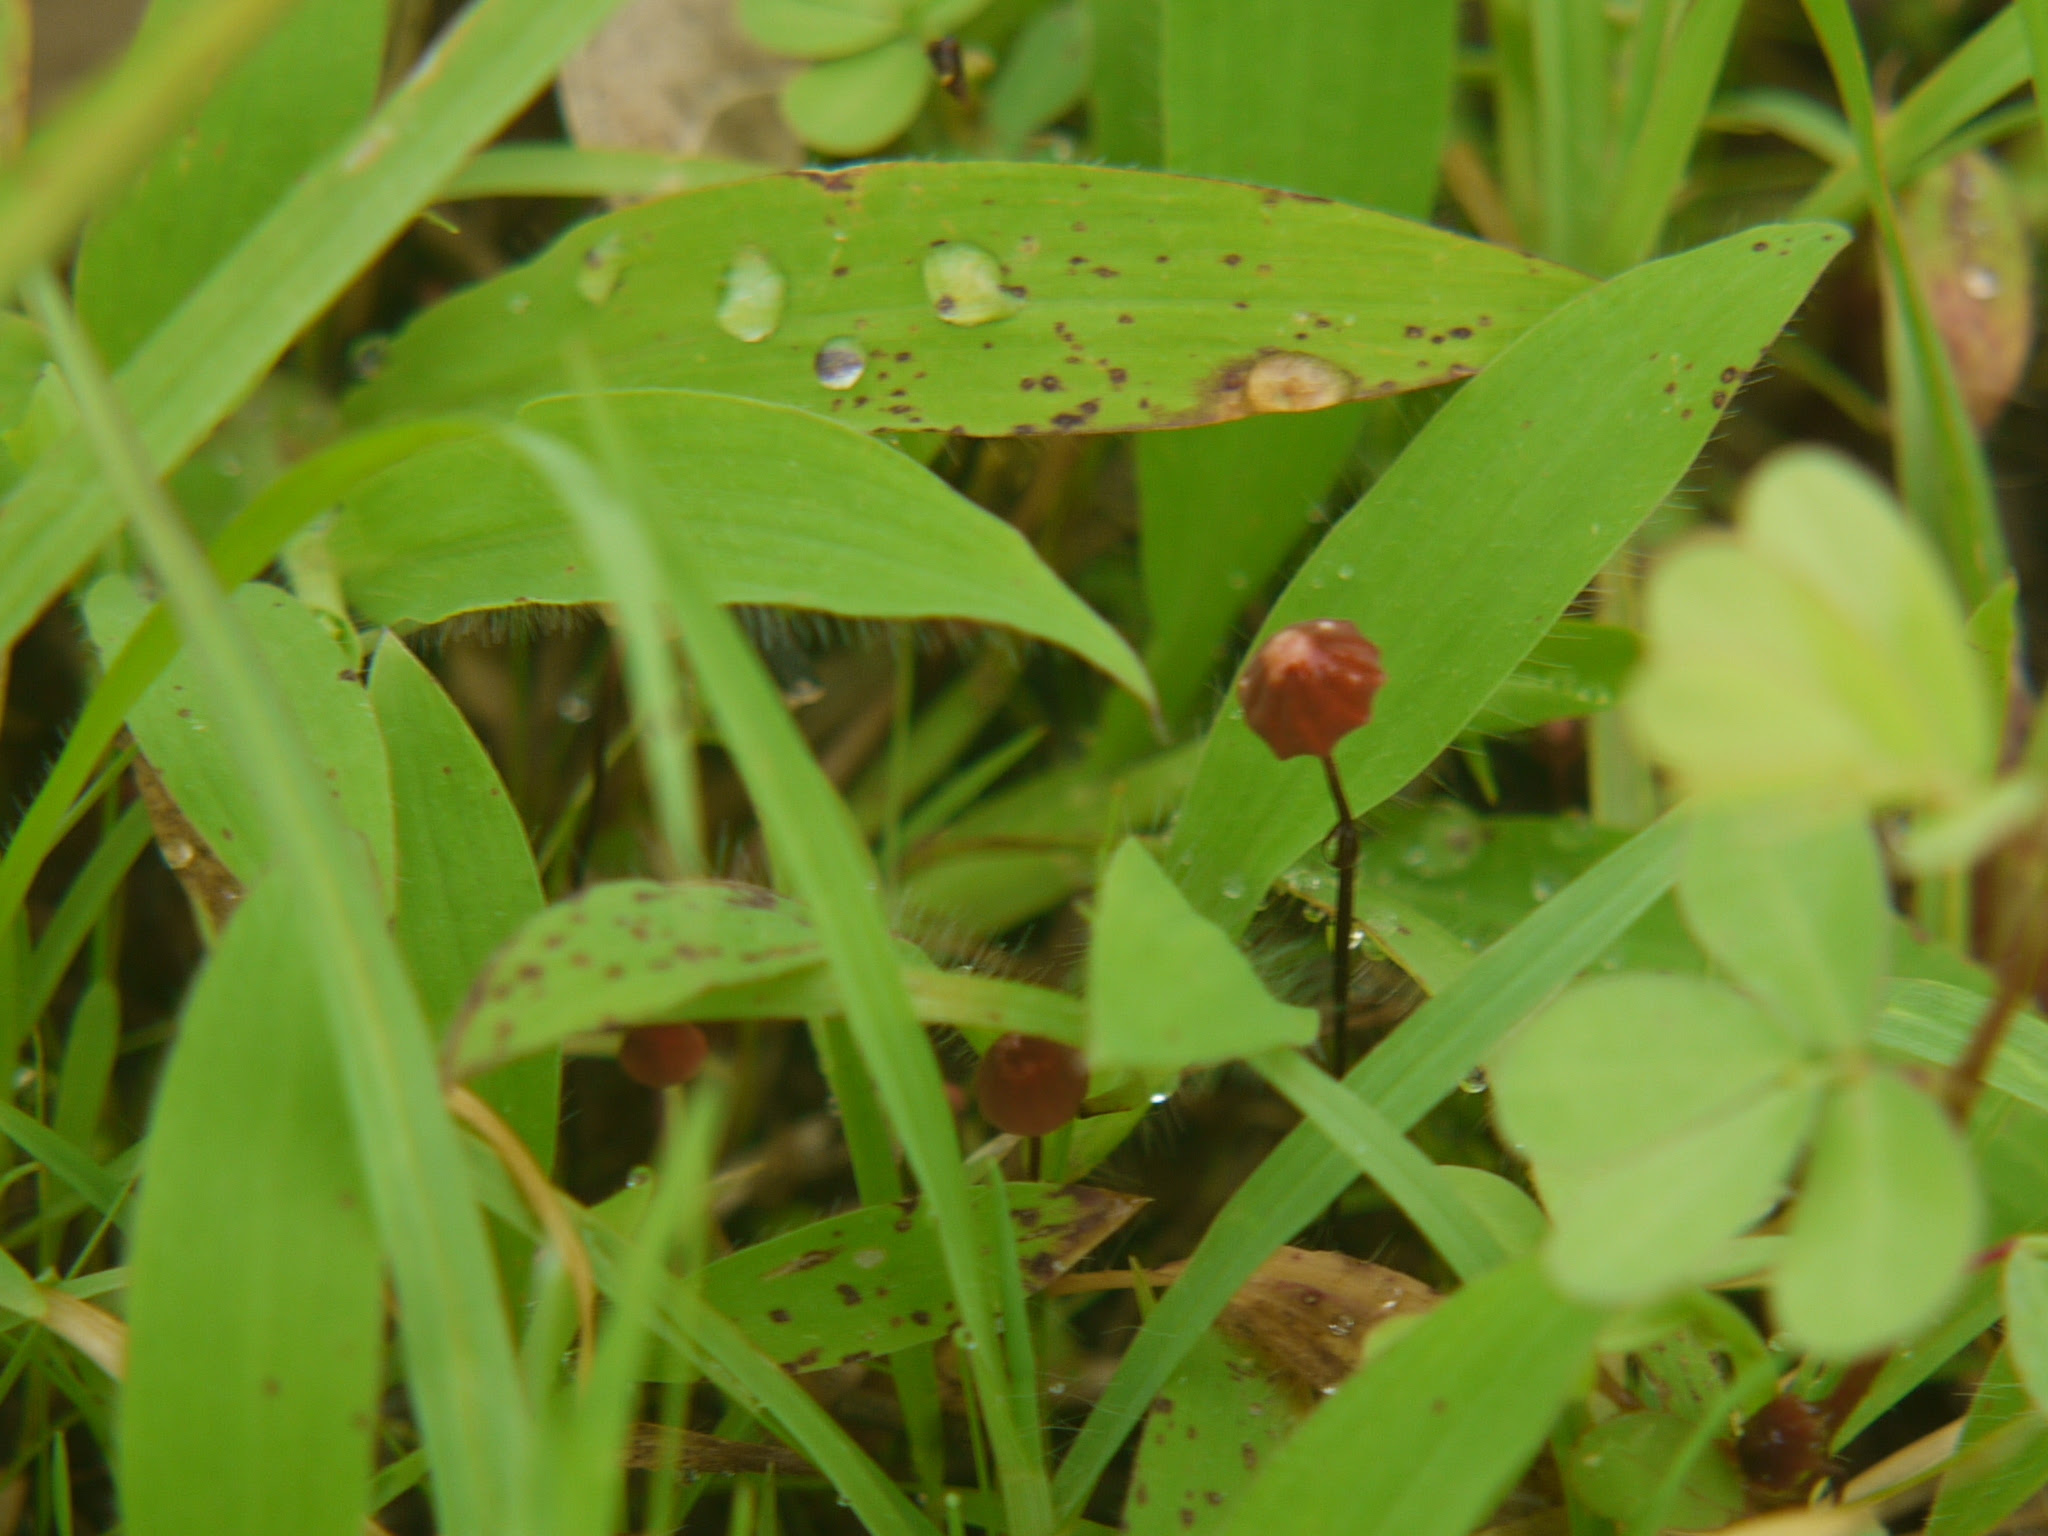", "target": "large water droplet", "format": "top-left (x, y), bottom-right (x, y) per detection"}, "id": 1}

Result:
top-left (716, 246), bottom-right (786, 342)
top-left (924, 241), bottom-right (1026, 327)
top-left (814, 336), bottom-right (866, 390)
